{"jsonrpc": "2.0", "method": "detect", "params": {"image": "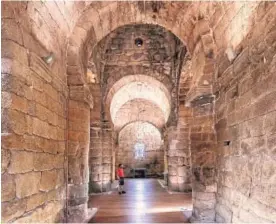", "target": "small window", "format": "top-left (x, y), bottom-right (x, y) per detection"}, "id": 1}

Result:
top-left (134, 143), bottom-right (145, 159)
top-left (135, 38), bottom-right (143, 47)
